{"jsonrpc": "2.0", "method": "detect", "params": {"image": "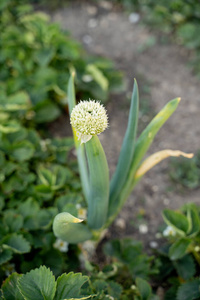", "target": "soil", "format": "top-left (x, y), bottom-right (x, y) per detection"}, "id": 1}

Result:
top-left (48, 1), bottom-right (200, 251)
